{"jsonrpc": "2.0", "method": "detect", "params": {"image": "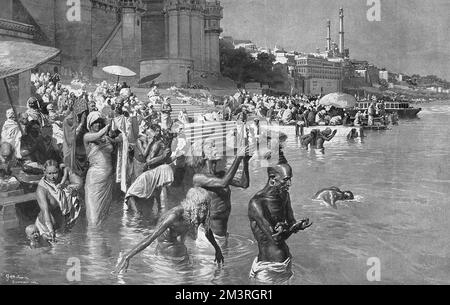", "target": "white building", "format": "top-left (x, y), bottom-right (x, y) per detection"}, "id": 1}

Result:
top-left (379, 70), bottom-right (389, 81)
top-left (294, 54), bottom-right (343, 95)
